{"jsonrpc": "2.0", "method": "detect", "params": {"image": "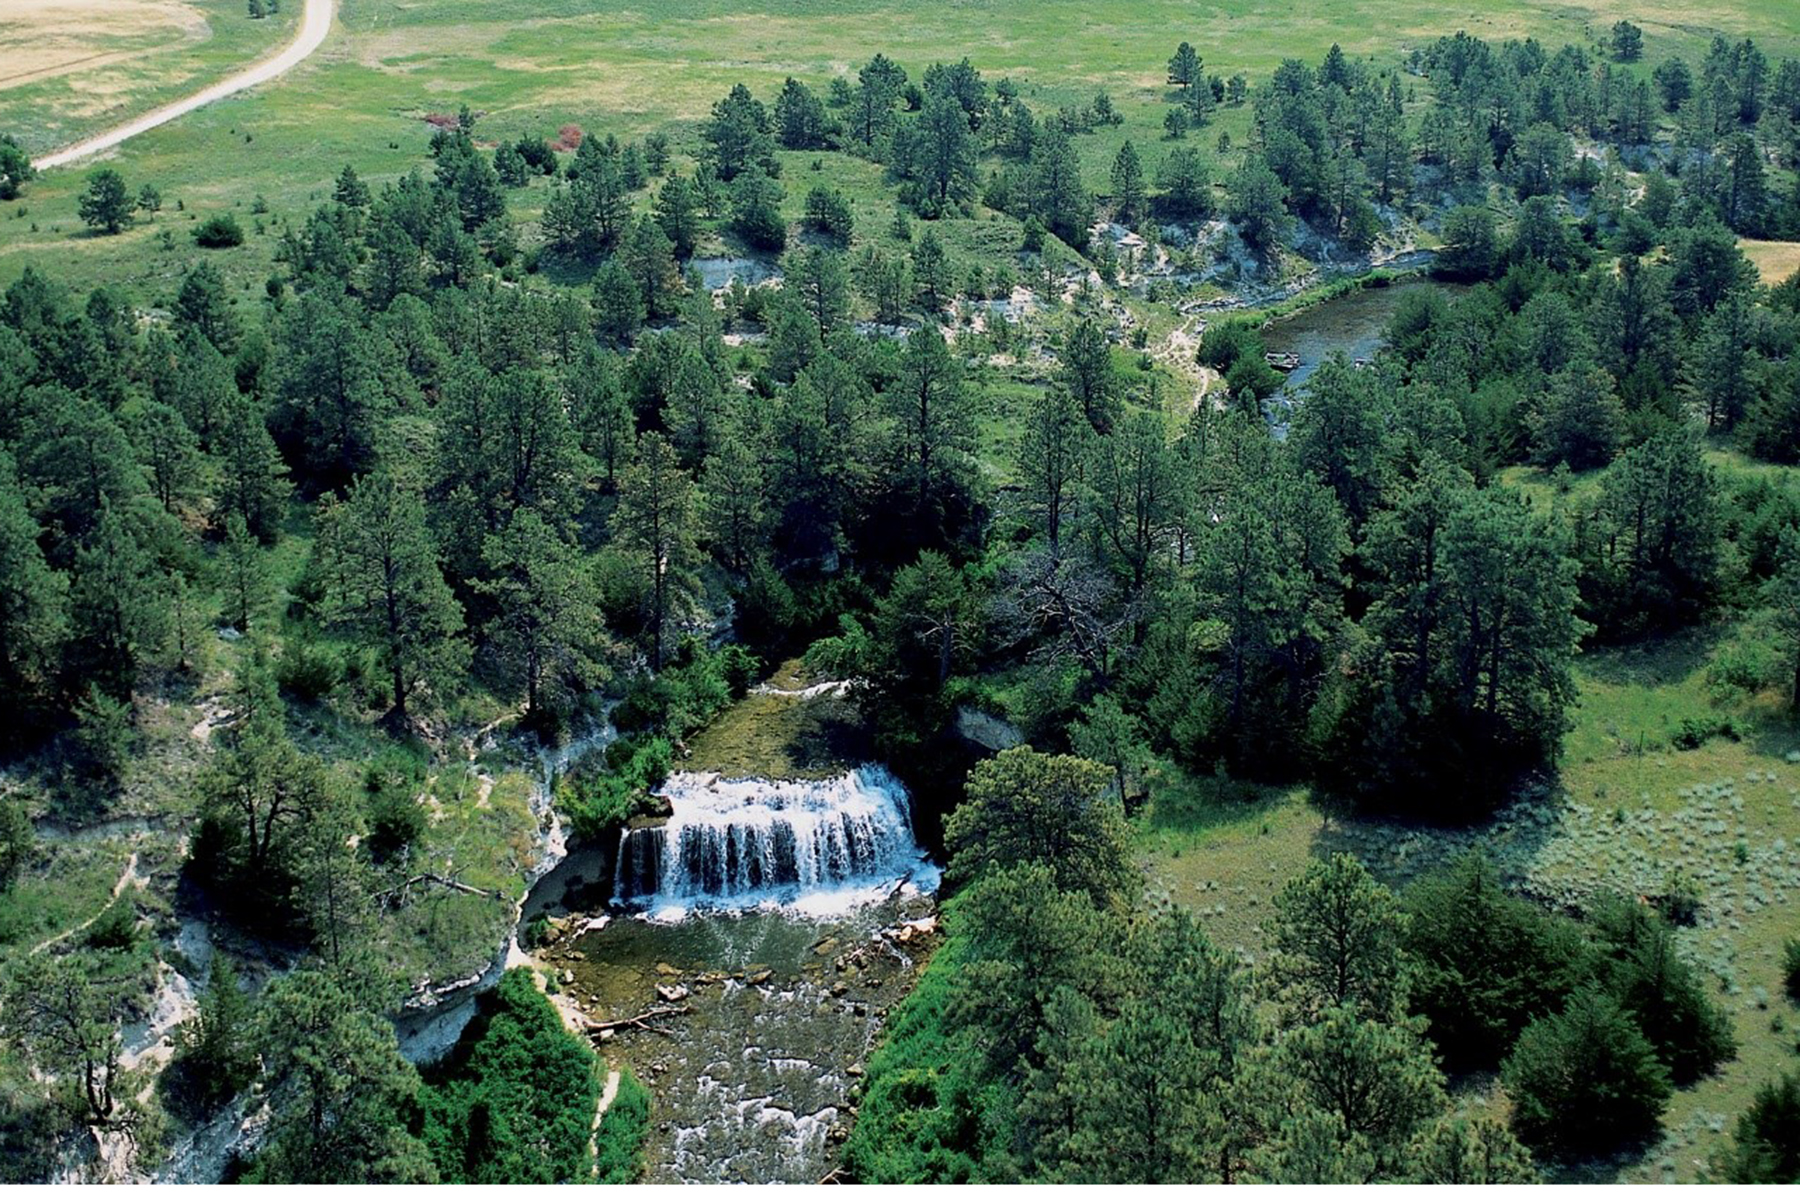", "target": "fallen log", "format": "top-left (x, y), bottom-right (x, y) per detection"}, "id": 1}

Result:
top-left (374, 872), bottom-right (502, 908)
top-left (587, 1004), bottom-right (691, 1037)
